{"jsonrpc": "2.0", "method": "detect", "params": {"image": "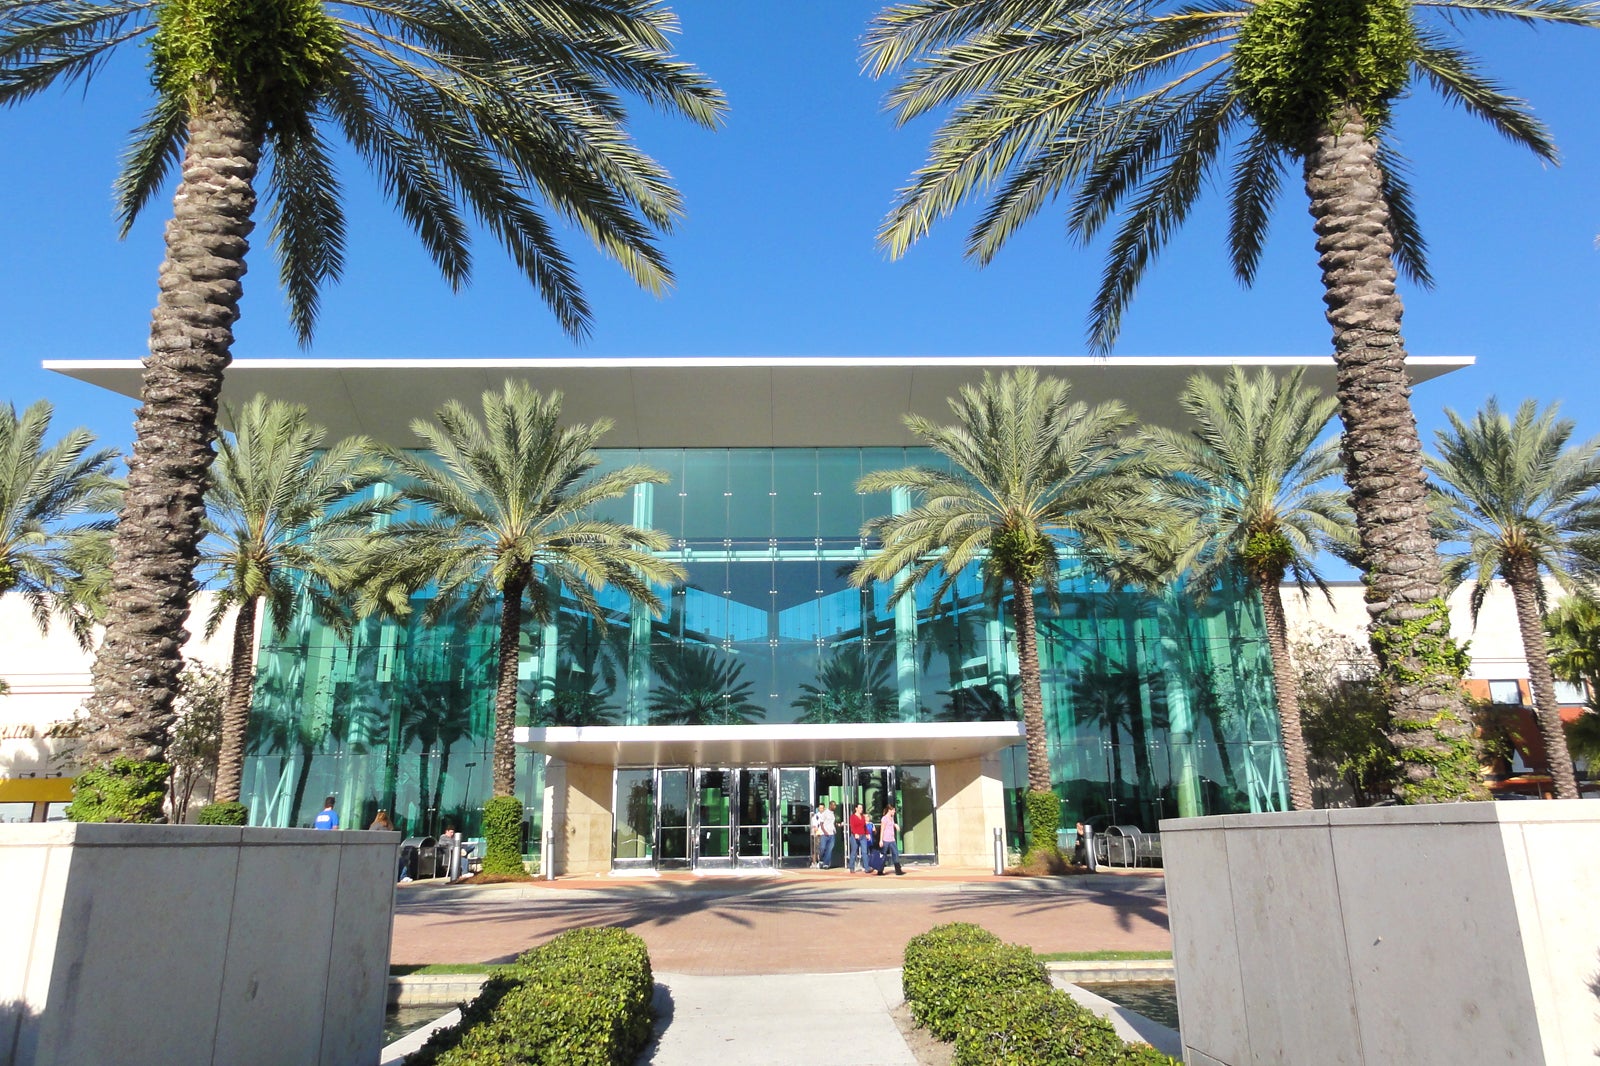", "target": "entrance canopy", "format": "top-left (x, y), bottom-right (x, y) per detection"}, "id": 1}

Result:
top-left (46, 355), bottom-right (1471, 447)
top-left (516, 721), bottom-right (1024, 767)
